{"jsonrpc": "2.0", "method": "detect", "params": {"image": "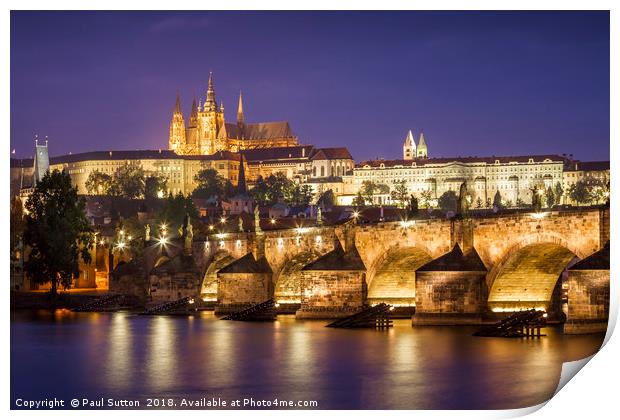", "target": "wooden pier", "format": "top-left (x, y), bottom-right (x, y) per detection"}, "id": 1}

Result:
top-left (326, 303), bottom-right (394, 329)
top-left (474, 309), bottom-right (547, 338)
